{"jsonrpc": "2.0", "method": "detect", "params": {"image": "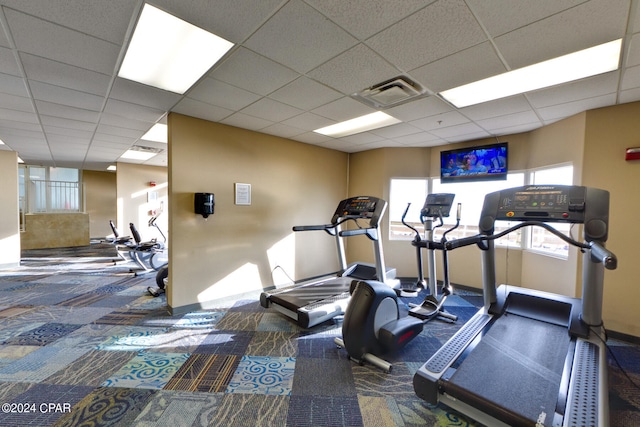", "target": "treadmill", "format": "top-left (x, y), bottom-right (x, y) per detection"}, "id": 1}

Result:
top-left (260, 196), bottom-right (397, 328)
top-left (413, 185), bottom-right (617, 427)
